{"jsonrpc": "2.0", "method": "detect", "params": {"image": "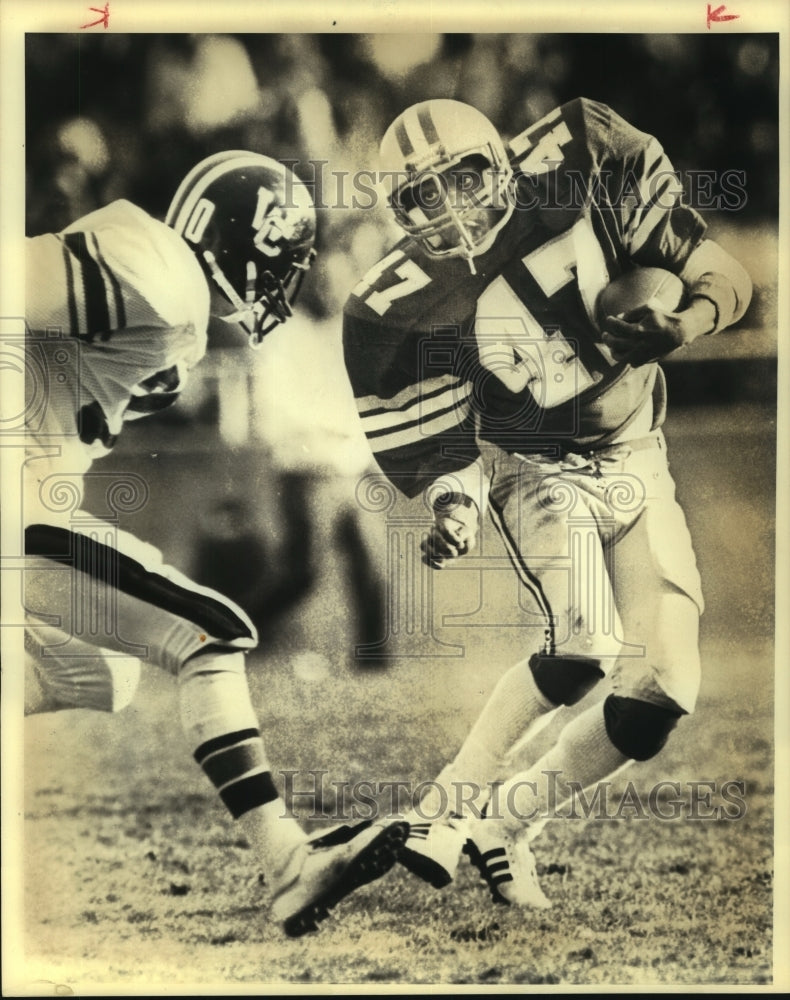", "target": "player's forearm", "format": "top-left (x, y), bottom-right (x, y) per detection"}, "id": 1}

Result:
top-left (429, 457), bottom-right (490, 517)
top-left (677, 296), bottom-right (718, 344)
top-left (680, 239), bottom-right (753, 333)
